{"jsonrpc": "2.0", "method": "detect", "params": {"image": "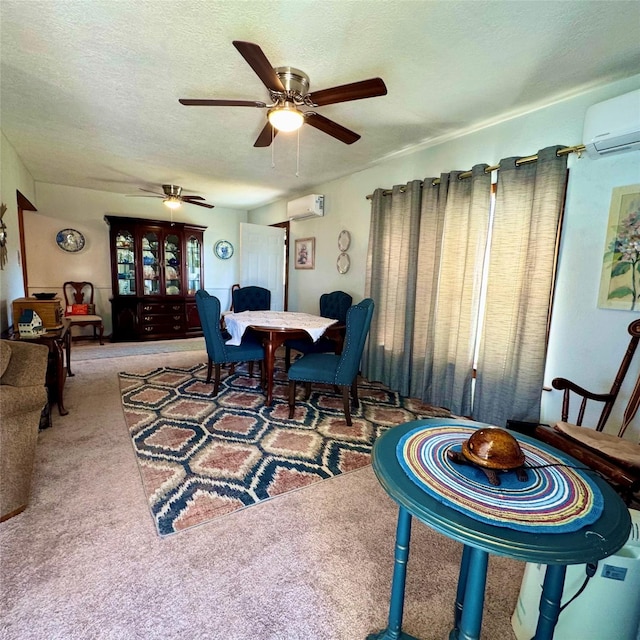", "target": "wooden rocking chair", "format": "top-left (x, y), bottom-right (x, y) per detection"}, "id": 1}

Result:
top-left (535, 319), bottom-right (640, 504)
